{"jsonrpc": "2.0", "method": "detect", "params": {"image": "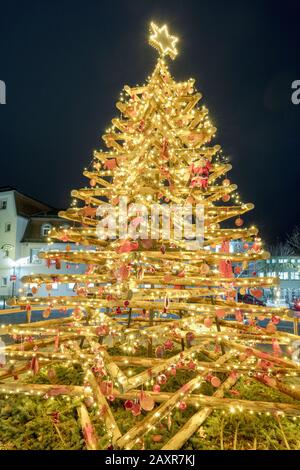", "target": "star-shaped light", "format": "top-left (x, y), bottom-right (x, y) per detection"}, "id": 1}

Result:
top-left (149, 22), bottom-right (178, 60)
